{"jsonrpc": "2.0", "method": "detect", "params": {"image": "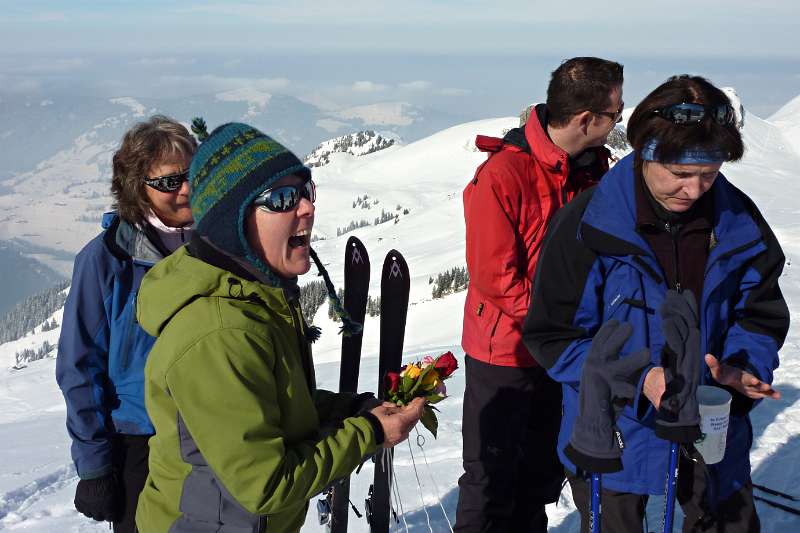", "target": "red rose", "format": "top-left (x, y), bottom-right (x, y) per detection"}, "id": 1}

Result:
top-left (433, 351), bottom-right (458, 379)
top-left (385, 371), bottom-right (401, 394)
